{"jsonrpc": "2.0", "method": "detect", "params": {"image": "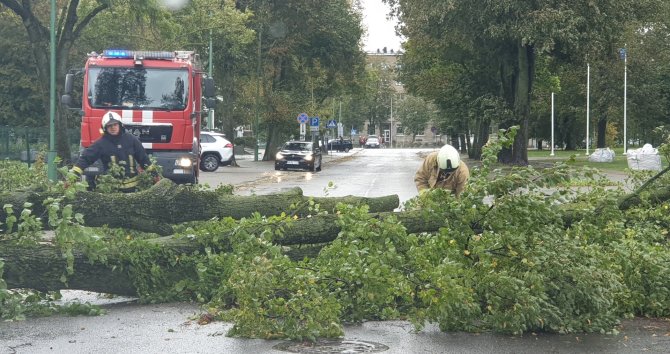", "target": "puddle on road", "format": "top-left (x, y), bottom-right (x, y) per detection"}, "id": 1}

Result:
top-left (274, 339), bottom-right (388, 353)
